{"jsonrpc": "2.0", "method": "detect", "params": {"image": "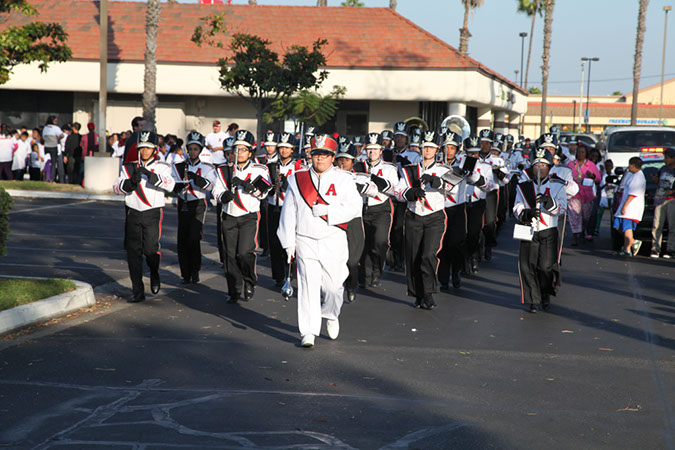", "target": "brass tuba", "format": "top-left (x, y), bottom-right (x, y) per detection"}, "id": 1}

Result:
top-left (440, 115), bottom-right (471, 142)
